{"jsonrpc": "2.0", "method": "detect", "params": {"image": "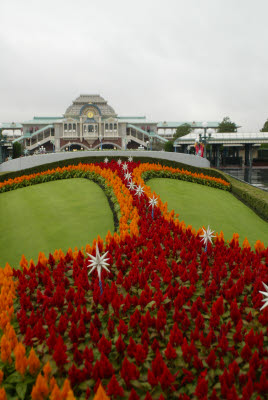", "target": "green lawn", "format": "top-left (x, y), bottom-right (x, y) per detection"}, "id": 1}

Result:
top-left (0, 179), bottom-right (114, 268)
top-left (148, 178), bottom-right (268, 247)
